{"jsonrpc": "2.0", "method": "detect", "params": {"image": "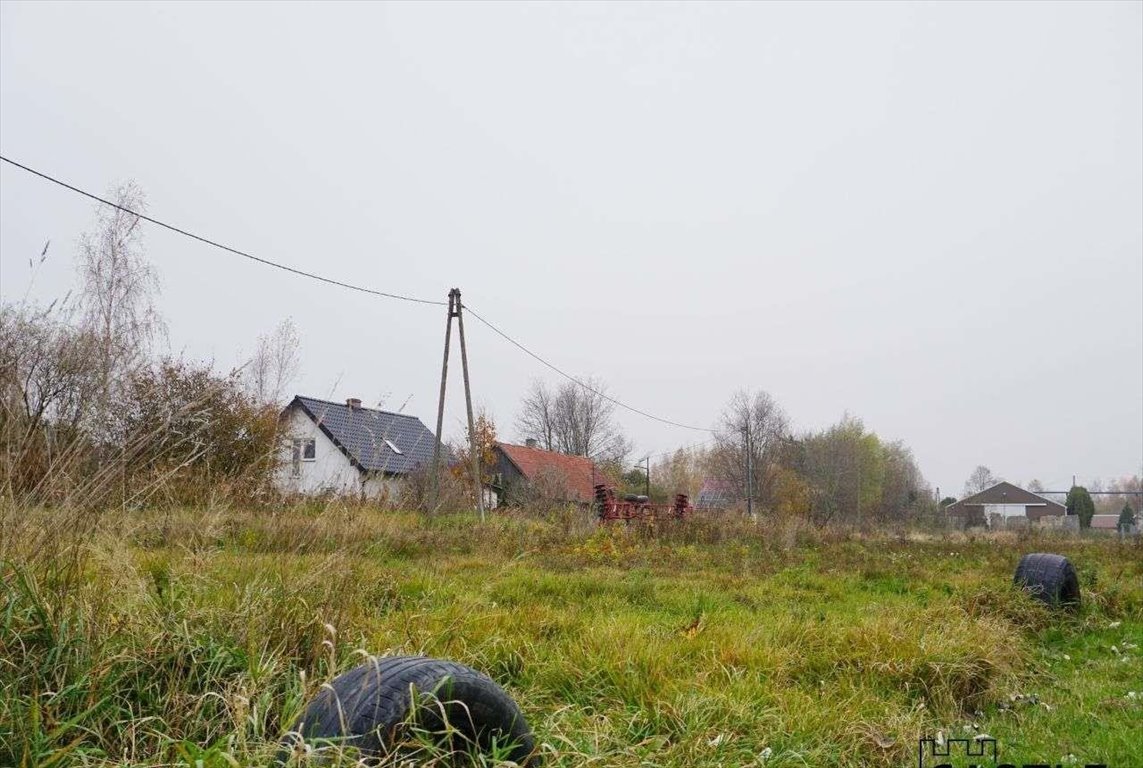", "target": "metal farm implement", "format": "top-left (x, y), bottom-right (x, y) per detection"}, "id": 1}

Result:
top-left (594, 484), bottom-right (693, 523)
